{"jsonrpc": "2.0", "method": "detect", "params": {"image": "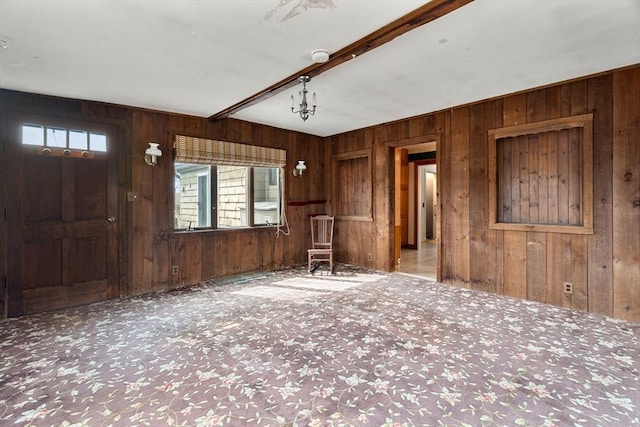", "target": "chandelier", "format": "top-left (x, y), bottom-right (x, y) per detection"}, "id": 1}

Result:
top-left (291, 76), bottom-right (316, 122)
